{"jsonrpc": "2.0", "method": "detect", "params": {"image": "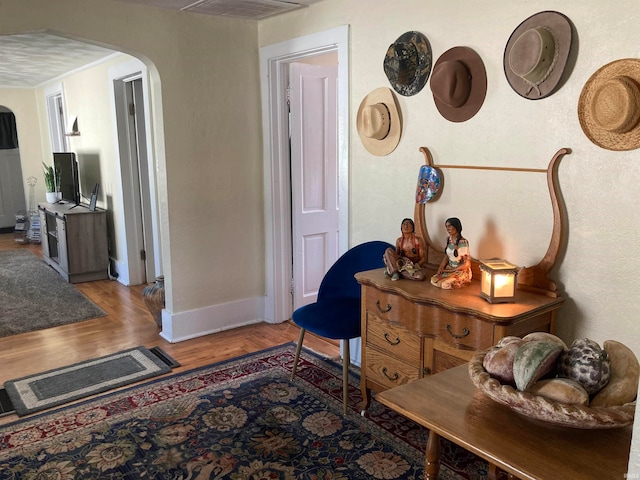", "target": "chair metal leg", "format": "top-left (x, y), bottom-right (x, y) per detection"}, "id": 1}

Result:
top-left (342, 340), bottom-right (350, 415)
top-left (291, 328), bottom-right (306, 381)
